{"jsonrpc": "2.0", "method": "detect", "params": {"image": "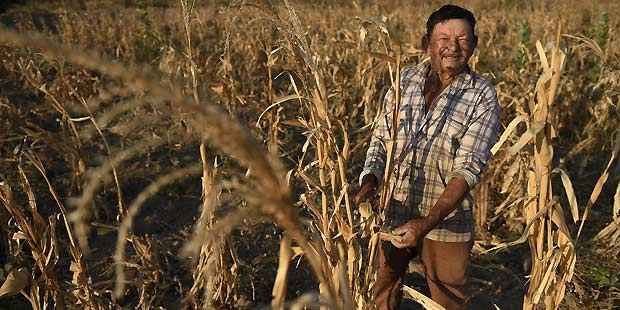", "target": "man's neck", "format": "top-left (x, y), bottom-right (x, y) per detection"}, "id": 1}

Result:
top-left (425, 70), bottom-right (449, 95)
top-left (428, 65), bottom-right (469, 89)
top-left (438, 71), bottom-right (456, 88)
top-left (423, 71), bottom-right (443, 114)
